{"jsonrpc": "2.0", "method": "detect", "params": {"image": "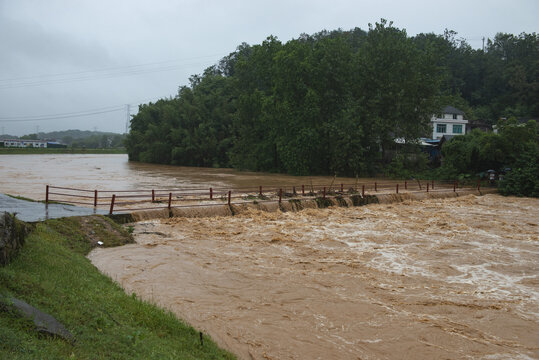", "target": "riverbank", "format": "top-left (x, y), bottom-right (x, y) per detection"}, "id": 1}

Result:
top-left (0, 148), bottom-right (126, 155)
top-left (0, 215), bottom-right (234, 359)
